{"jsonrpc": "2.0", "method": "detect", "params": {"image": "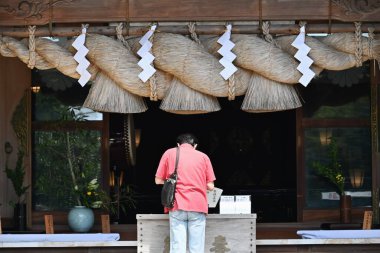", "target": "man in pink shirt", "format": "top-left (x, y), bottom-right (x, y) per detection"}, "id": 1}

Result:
top-left (155, 133), bottom-right (216, 253)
